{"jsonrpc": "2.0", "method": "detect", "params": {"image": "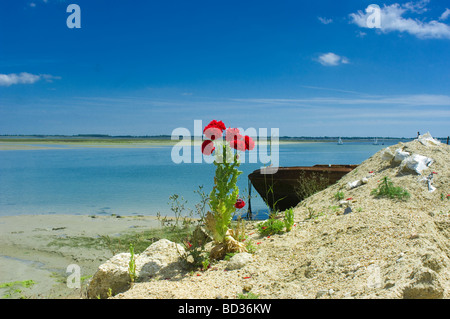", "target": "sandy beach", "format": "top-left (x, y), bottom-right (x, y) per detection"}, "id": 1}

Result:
top-left (0, 138), bottom-right (327, 151)
top-left (0, 214), bottom-right (161, 298)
